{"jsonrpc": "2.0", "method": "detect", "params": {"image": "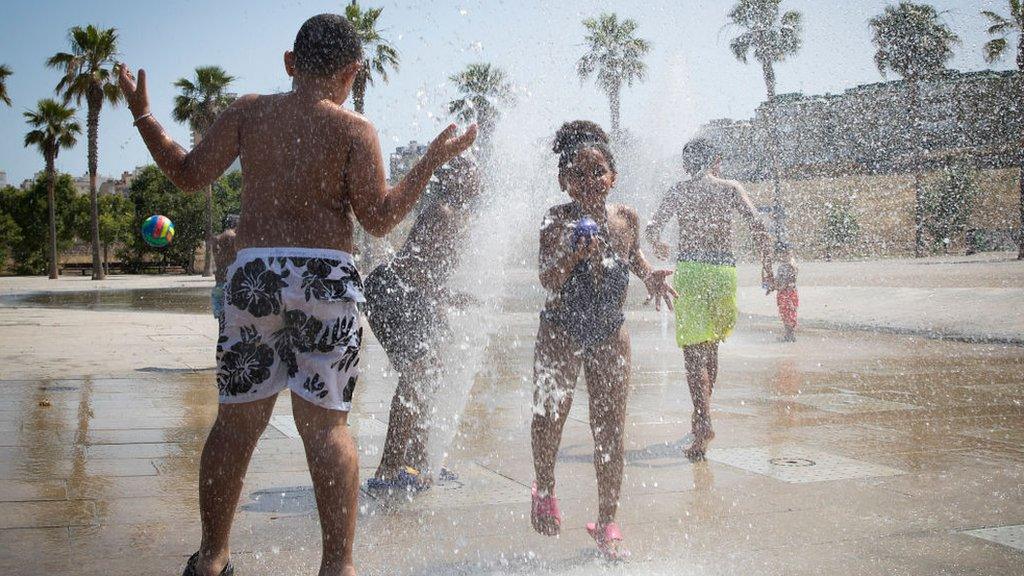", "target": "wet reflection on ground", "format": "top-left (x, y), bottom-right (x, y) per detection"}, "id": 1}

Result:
top-left (1, 288), bottom-right (1023, 575)
top-left (3, 287), bottom-right (212, 314)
